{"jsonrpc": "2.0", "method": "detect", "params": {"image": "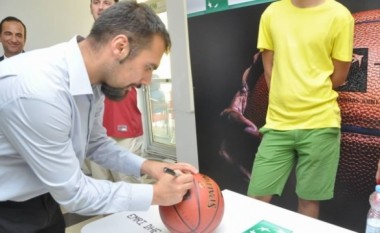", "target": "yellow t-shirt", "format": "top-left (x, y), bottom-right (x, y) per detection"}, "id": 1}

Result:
top-left (258, 0), bottom-right (354, 130)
